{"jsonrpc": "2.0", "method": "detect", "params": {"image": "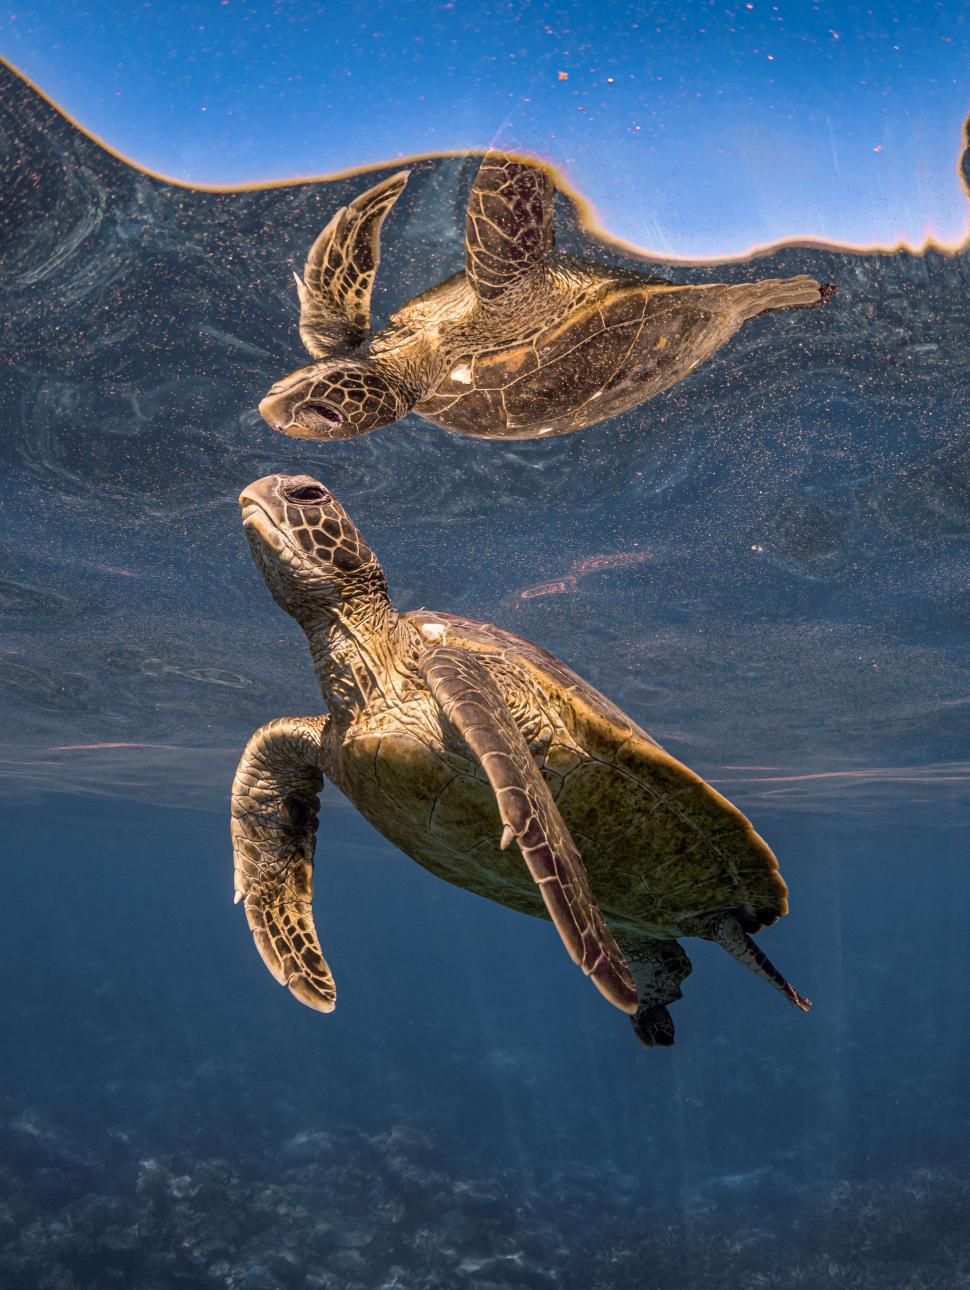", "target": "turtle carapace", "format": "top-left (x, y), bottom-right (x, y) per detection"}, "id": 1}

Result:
top-left (232, 472), bottom-right (812, 1048)
top-left (258, 154), bottom-right (834, 443)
